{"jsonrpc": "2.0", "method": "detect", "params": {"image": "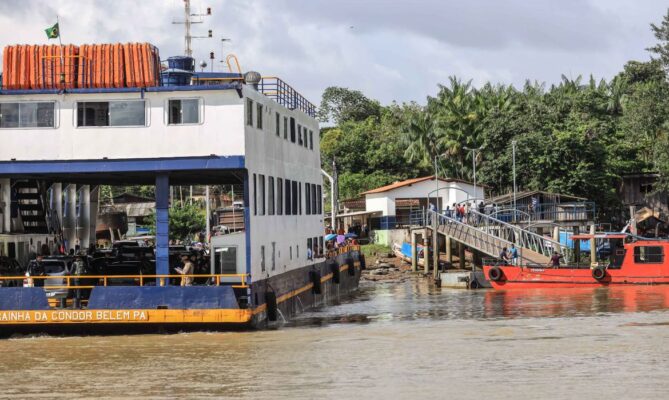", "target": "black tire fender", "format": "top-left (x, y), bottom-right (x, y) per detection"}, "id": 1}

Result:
top-left (488, 266), bottom-right (504, 282)
top-left (265, 291), bottom-right (278, 322)
top-left (309, 270), bottom-right (322, 294)
top-left (592, 266), bottom-right (607, 281)
top-left (346, 257), bottom-right (356, 276)
top-left (329, 262), bottom-right (341, 284)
